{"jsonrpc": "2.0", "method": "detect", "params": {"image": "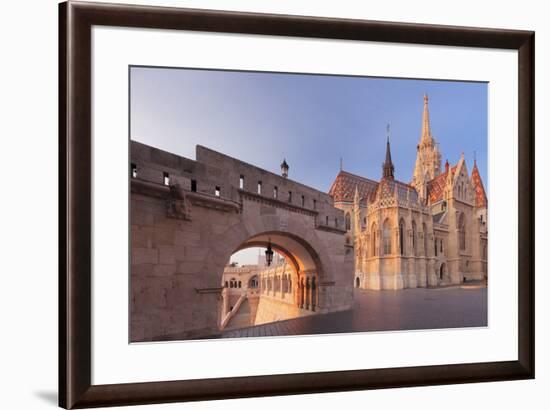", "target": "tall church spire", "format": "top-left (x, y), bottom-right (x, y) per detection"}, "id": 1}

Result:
top-left (382, 127), bottom-right (395, 180)
top-left (412, 94), bottom-right (441, 190)
top-left (420, 94), bottom-right (433, 144)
